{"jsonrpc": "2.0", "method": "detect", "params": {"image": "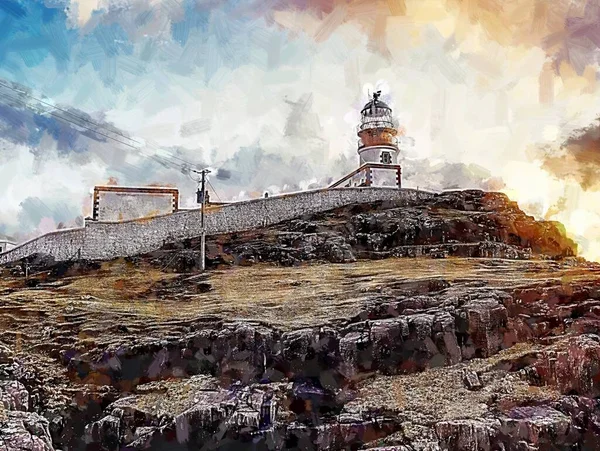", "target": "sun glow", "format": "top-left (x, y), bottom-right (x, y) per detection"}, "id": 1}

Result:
top-left (500, 163), bottom-right (600, 262)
